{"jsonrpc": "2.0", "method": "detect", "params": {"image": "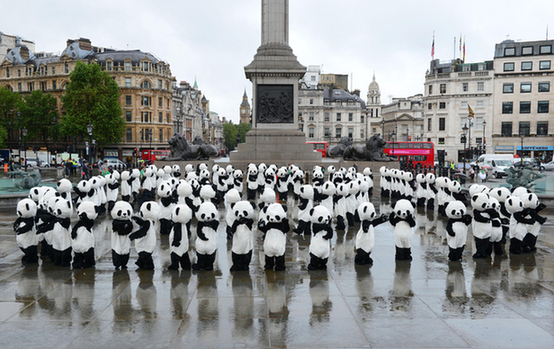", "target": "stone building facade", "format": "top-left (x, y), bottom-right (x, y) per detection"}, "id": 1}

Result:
top-left (172, 80), bottom-right (204, 142)
top-left (381, 95), bottom-right (424, 144)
